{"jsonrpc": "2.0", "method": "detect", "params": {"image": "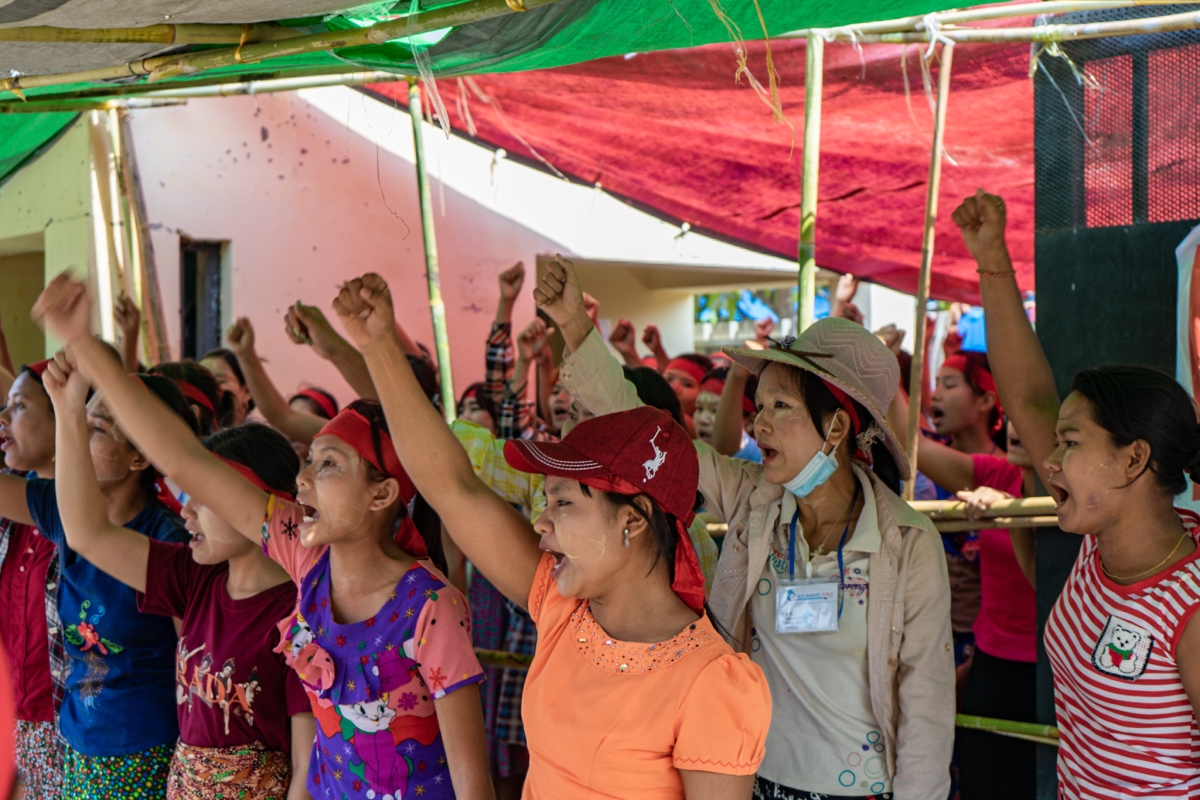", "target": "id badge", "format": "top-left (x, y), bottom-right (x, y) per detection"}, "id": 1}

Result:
top-left (775, 577), bottom-right (840, 634)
